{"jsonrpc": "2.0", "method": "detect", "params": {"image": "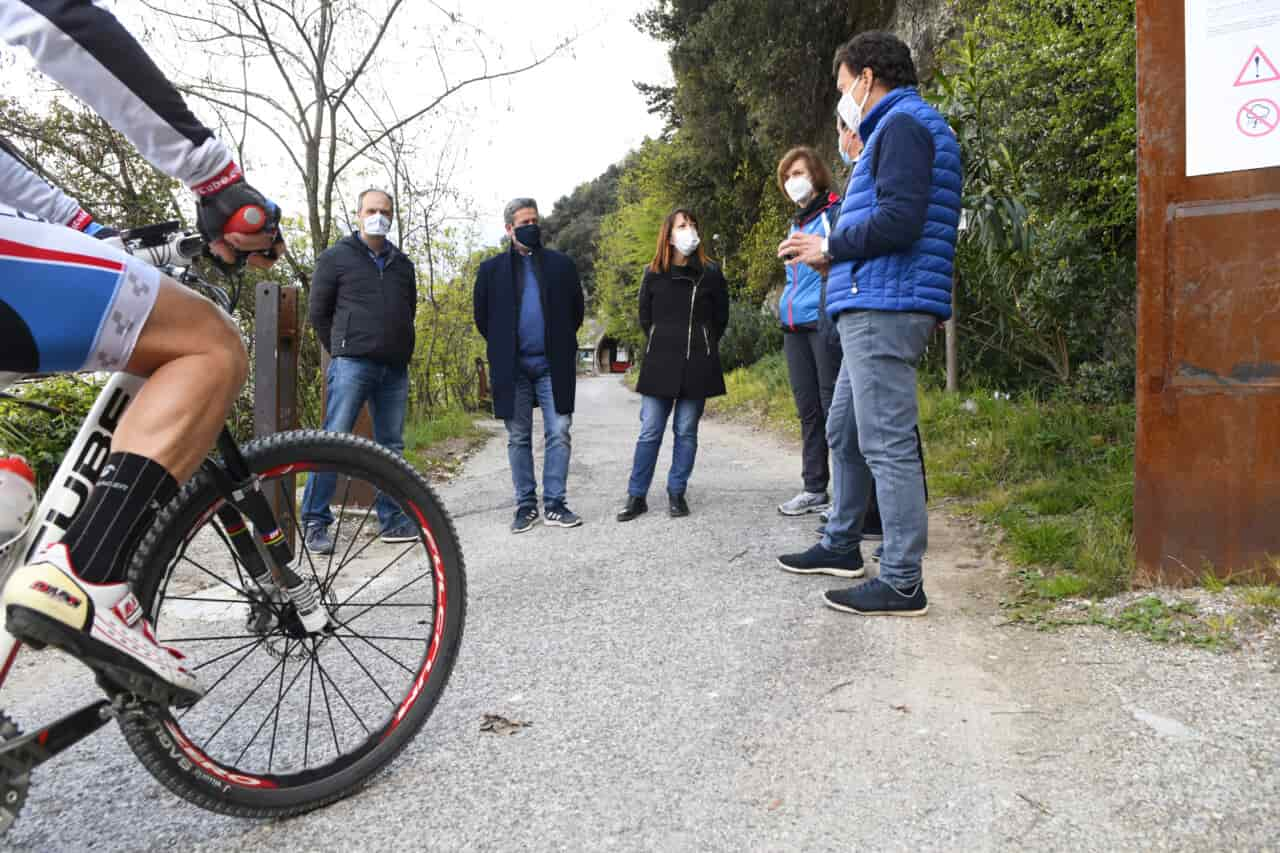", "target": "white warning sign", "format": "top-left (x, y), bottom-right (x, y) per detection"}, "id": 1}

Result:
top-left (1186, 1), bottom-right (1280, 176)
